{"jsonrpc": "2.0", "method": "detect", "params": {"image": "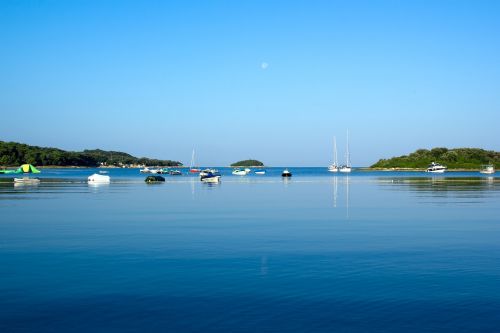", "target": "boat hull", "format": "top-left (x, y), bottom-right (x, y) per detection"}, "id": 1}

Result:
top-left (201, 176), bottom-right (220, 183)
top-left (88, 174), bottom-right (110, 183)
